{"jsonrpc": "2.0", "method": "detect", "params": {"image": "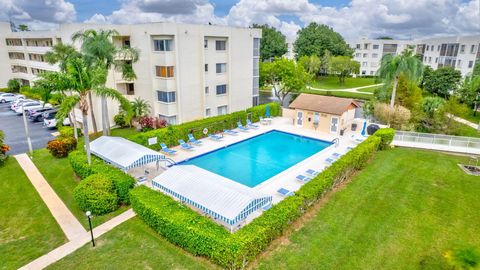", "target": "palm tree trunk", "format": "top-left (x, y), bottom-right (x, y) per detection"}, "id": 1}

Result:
top-left (101, 96), bottom-right (110, 136)
top-left (69, 111), bottom-right (78, 140)
top-left (82, 111), bottom-right (92, 165)
top-left (88, 92), bottom-right (98, 133)
top-left (390, 77), bottom-right (398, 108)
